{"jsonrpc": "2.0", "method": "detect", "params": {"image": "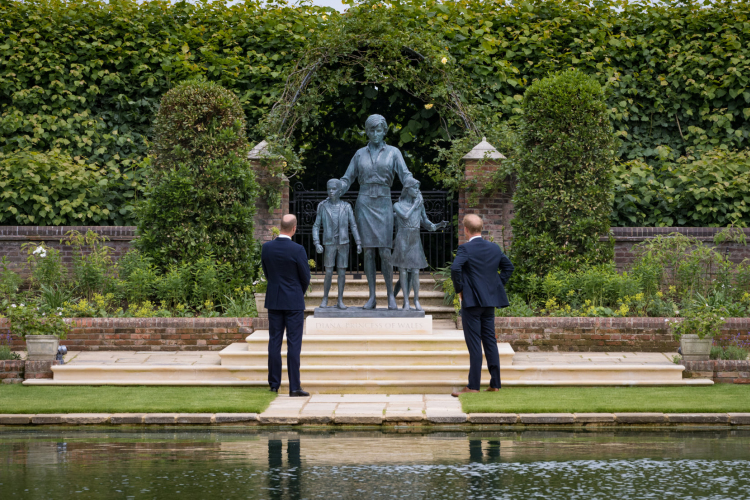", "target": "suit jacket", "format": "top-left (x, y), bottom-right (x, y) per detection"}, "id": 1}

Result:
top-left (312, 199), bottom-right (361, 246)
top-left (261, 237), bottom-right (311, 311)
top-left (450, 237), bottom-right (514, 309)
